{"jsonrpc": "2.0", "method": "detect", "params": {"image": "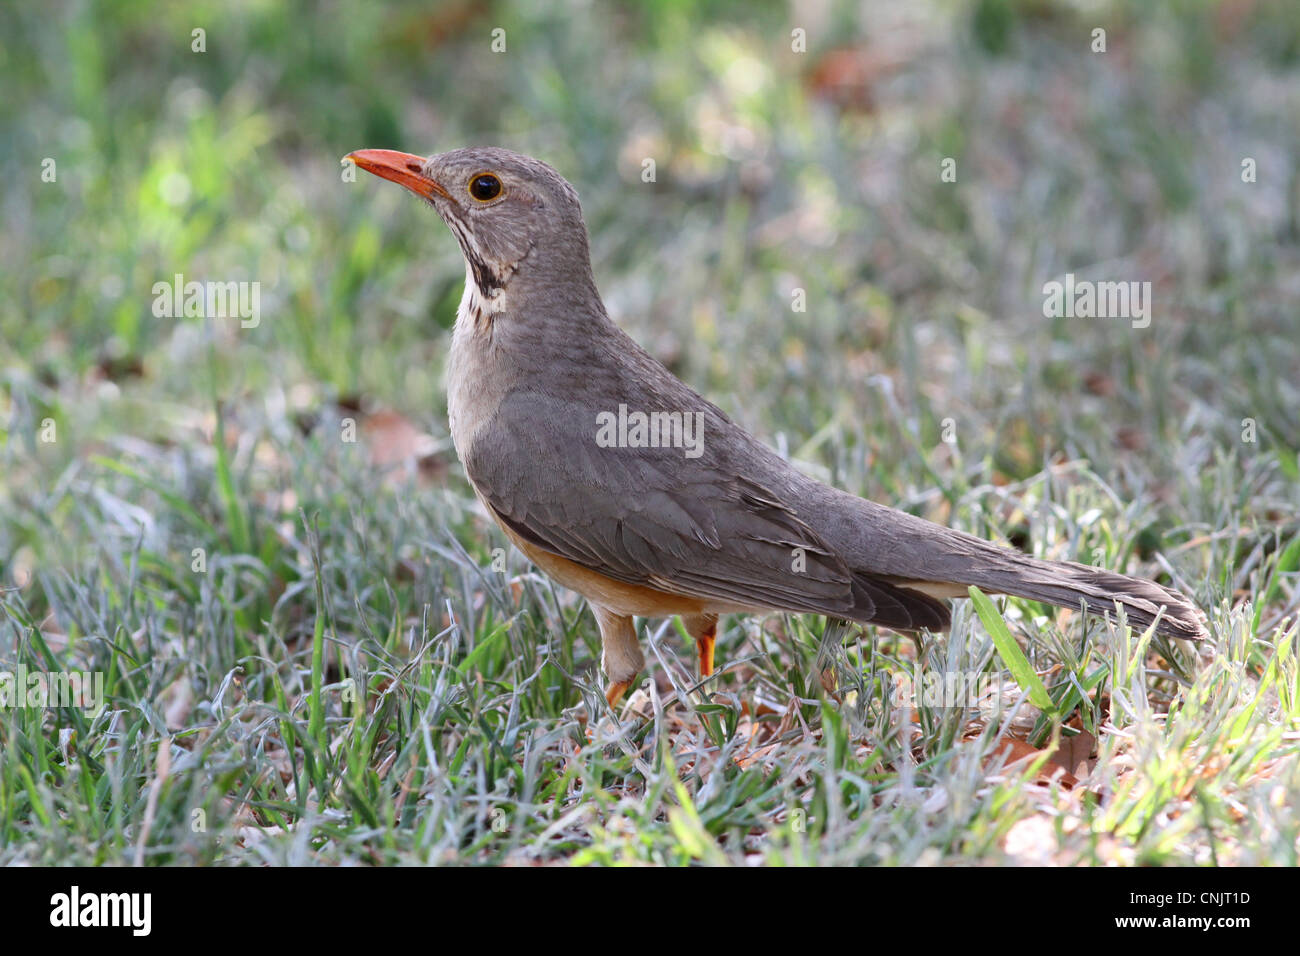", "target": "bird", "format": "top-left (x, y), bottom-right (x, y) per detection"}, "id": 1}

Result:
top-left (345, 145), bottom-right (1208, 707)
